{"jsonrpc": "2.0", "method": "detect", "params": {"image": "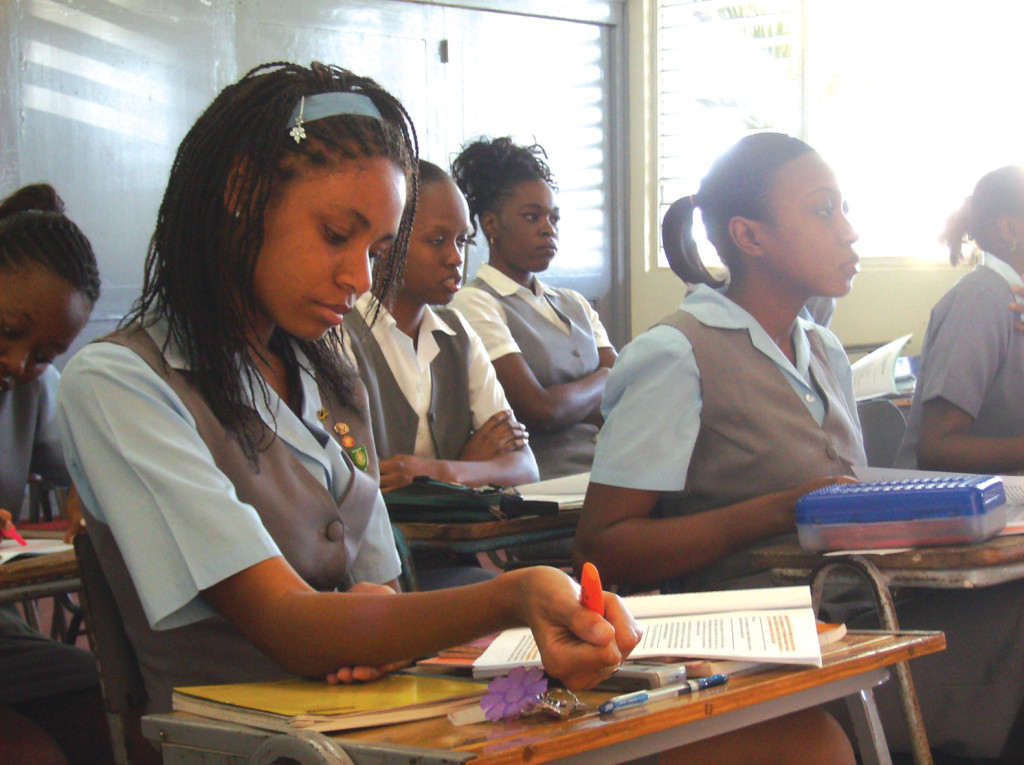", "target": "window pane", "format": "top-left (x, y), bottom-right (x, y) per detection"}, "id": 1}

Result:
top-left (657, 0), bottom-right (804, 269)
top-left (807, 0), bottom-right (1024, 262)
